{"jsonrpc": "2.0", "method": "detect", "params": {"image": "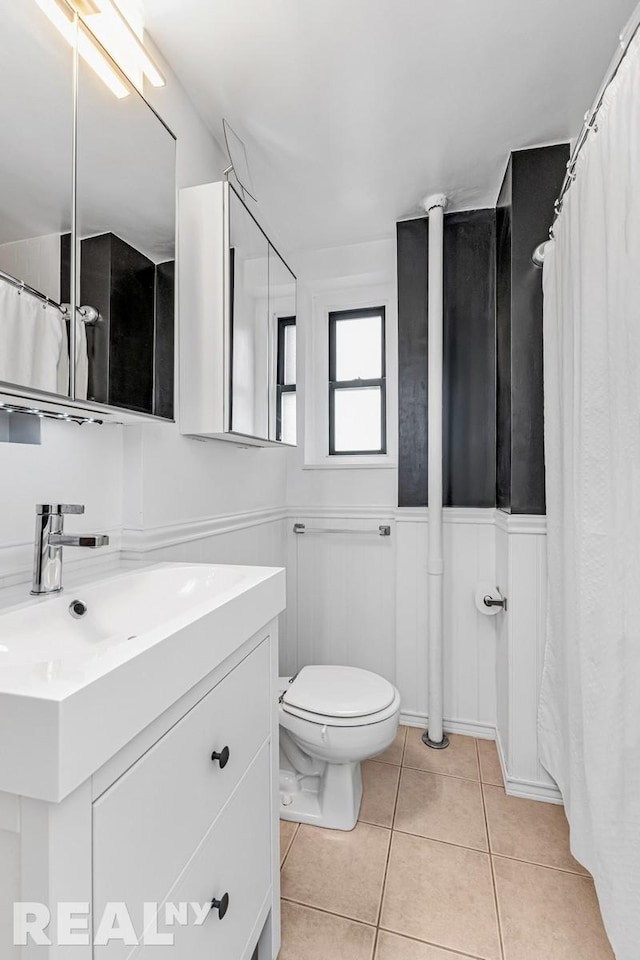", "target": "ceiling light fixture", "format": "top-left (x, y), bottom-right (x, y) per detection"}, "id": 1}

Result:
top-left (35, 0), bottom-right (130, 98)
top-left (90, 0), bottom-right (165, 89)
top-left (35, 0), bottom-right (165, 98)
